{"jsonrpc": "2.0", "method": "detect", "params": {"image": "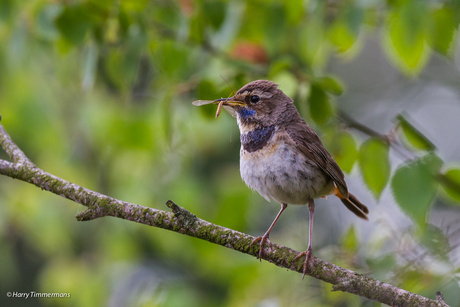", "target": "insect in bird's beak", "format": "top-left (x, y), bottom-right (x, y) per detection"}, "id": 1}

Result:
top-left (215, 99), bottom-right (224, 118)
top-left (191, 99), bottom-right (226, 118)
top-left (192, 95), bottom-right (241, 118)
